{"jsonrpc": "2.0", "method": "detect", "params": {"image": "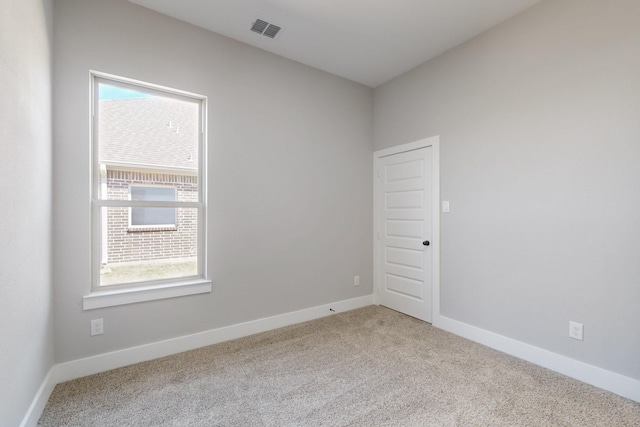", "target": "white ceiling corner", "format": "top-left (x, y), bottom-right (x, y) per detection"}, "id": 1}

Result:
top-left (128, 0), bottom-right (541, 87)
